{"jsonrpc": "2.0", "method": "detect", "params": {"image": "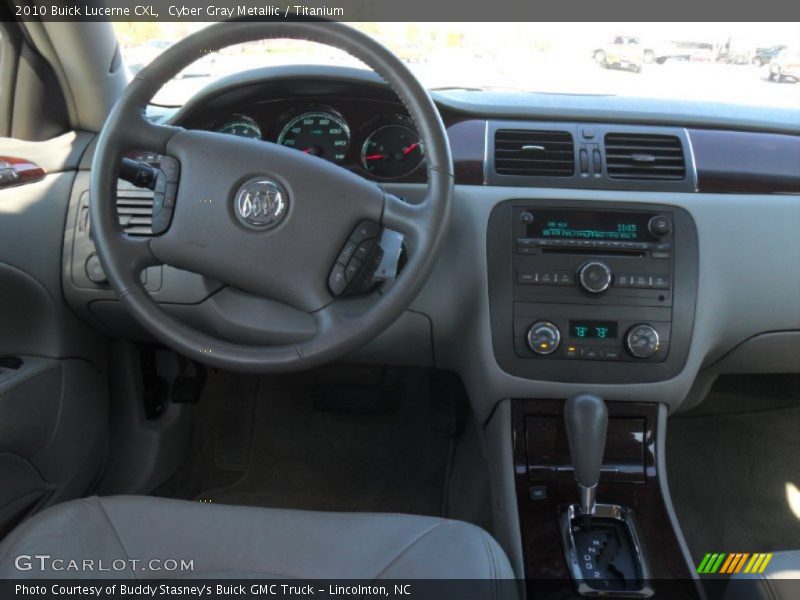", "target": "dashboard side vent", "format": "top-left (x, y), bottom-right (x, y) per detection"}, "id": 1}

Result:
top-left (494, 129), bottom-right (575, 177)
top-left (116, 181), bottom-right (154, 236)
top-left (604, 133), bottom-right (686, 181)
